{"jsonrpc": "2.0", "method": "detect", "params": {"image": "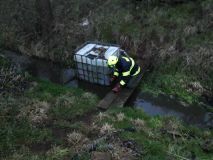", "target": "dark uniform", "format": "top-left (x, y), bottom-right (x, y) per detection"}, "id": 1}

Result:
top-left (113, 55), bottom-right (141, 87)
